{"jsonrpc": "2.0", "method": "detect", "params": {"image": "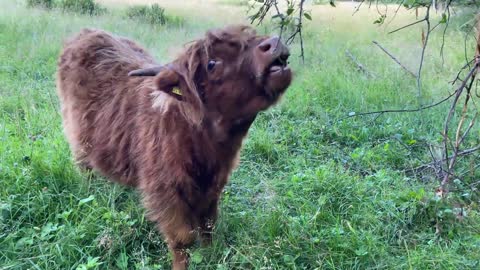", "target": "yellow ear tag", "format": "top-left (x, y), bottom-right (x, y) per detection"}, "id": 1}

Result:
top-left (172, 87), bottom-right (182, 96)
